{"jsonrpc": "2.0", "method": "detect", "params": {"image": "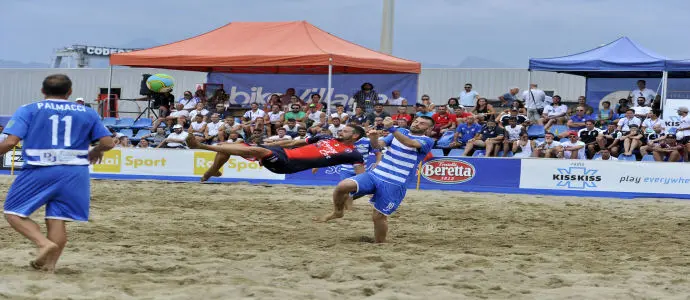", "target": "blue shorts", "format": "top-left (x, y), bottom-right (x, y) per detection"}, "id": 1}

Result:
top-left (339, 168), bottom-right (357, 181)
top-left (348, 172), bottom-right (407, 216)
top-left (4, 166), bottom-right (91, 222)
